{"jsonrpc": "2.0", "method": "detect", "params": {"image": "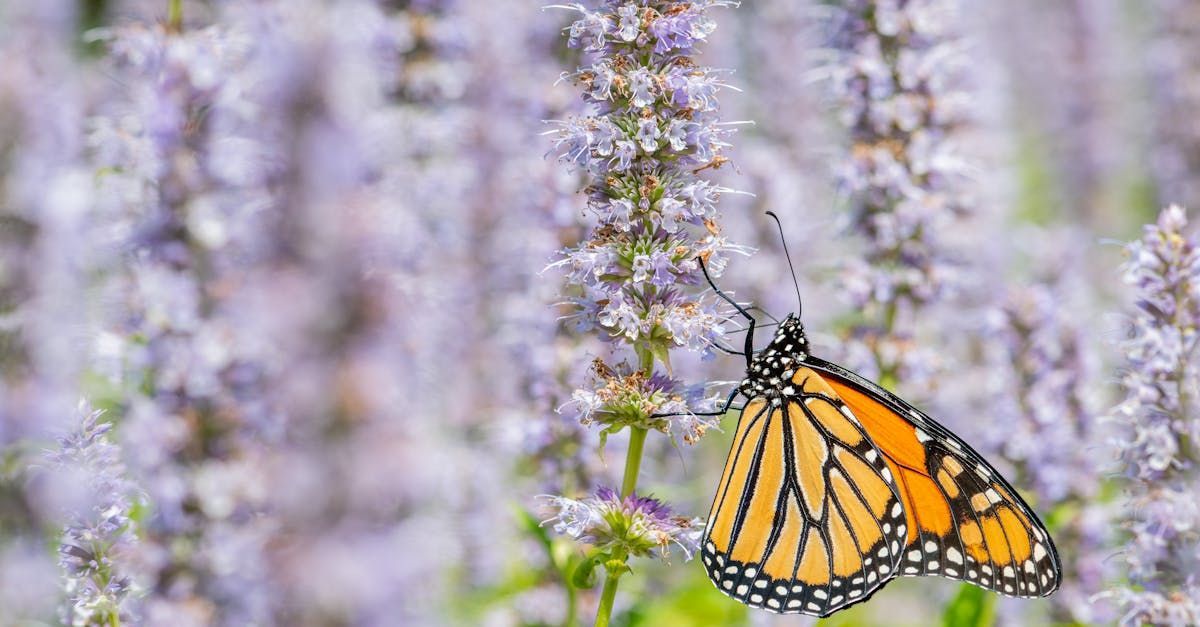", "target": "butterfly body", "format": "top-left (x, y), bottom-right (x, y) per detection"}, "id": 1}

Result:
top-left (702, 313), bottom-right (1061, 616)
